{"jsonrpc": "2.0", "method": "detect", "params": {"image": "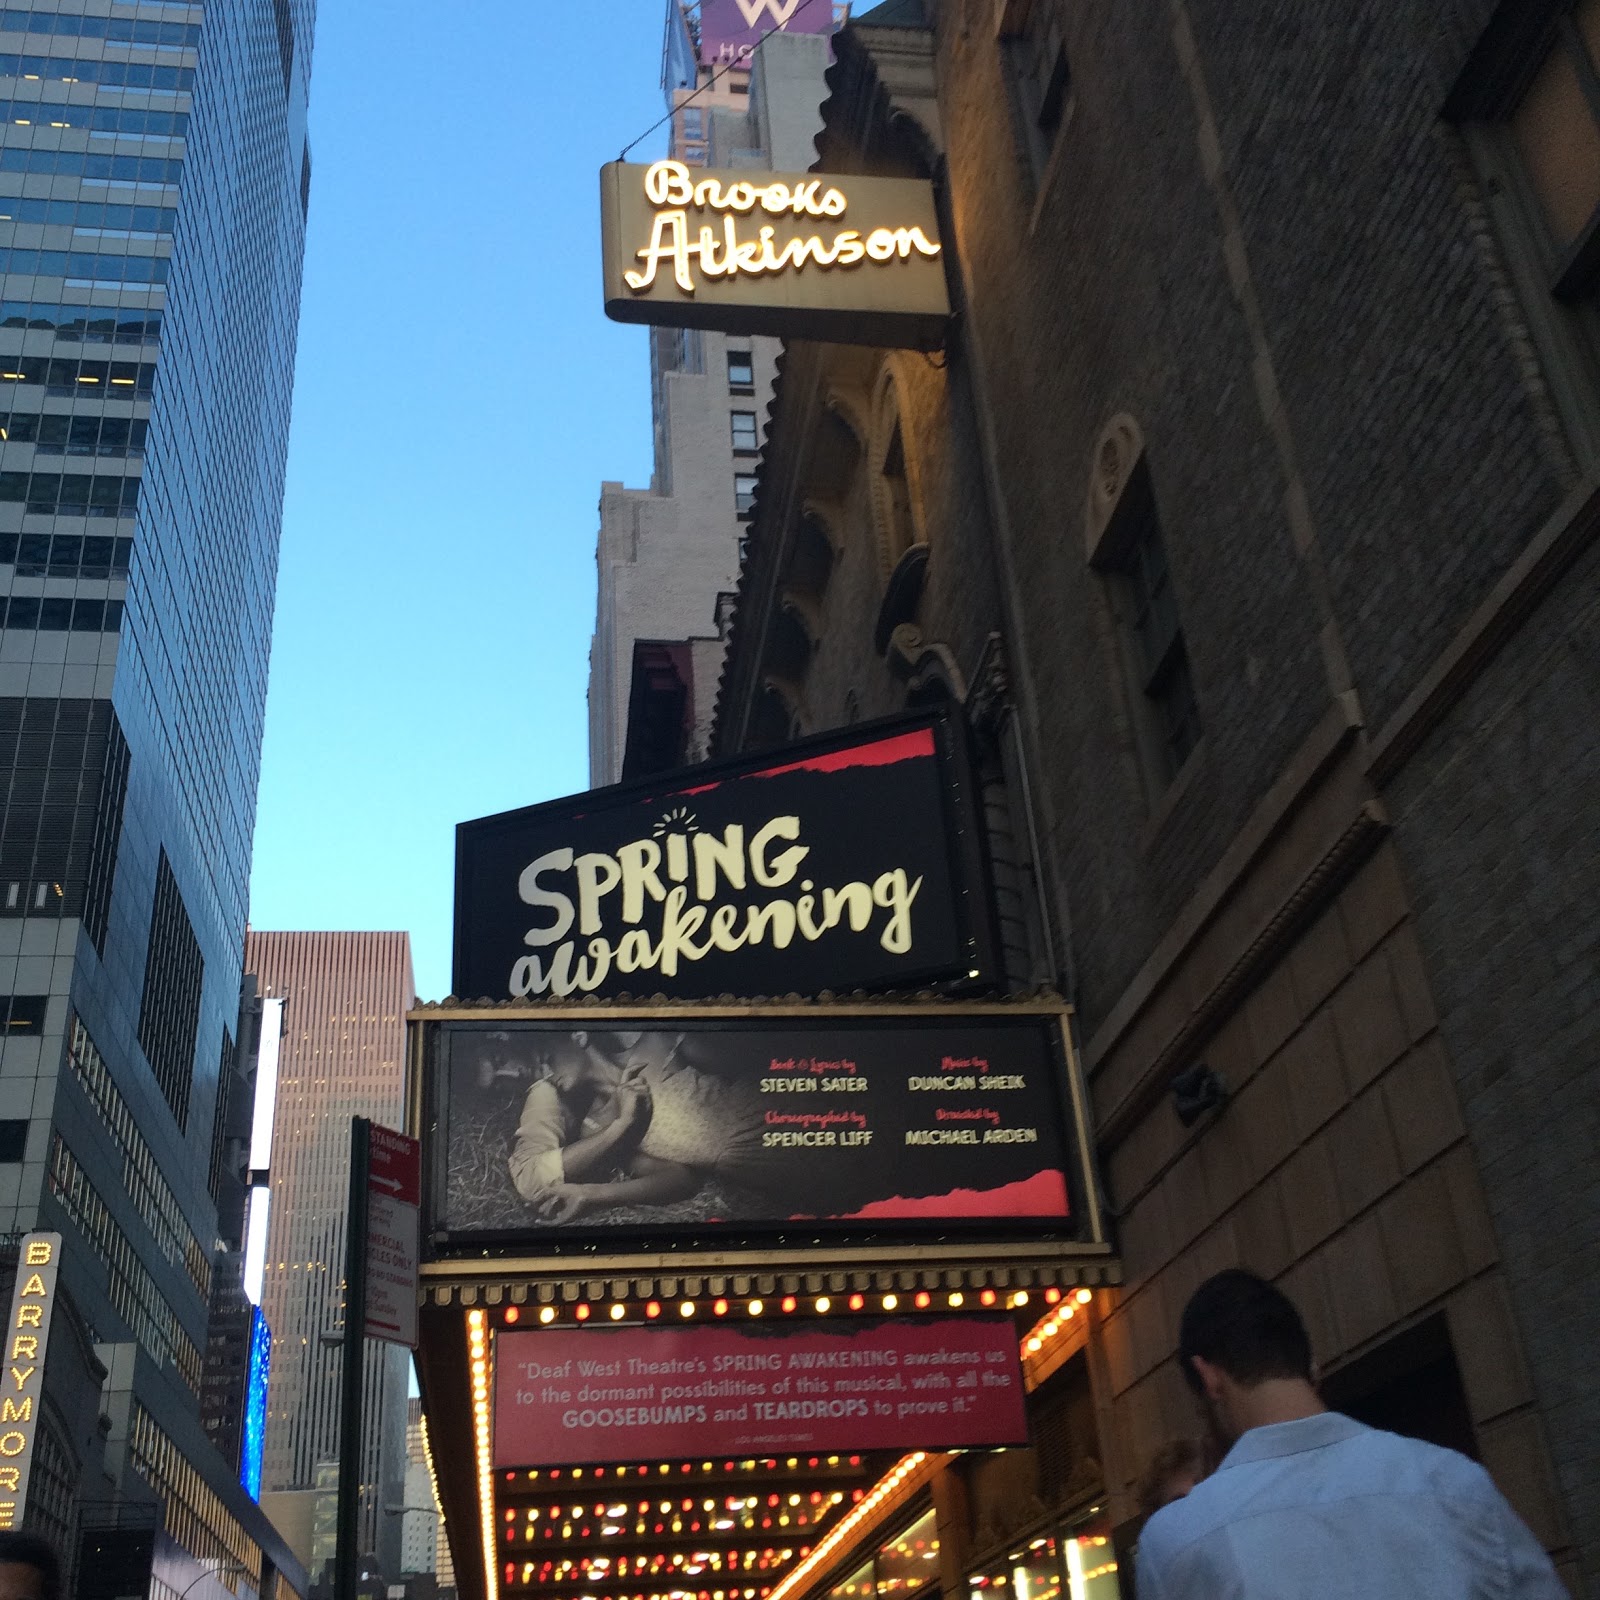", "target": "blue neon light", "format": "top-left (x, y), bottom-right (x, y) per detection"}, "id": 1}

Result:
top-left (240, 1306), bottom-right (270, 1501)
